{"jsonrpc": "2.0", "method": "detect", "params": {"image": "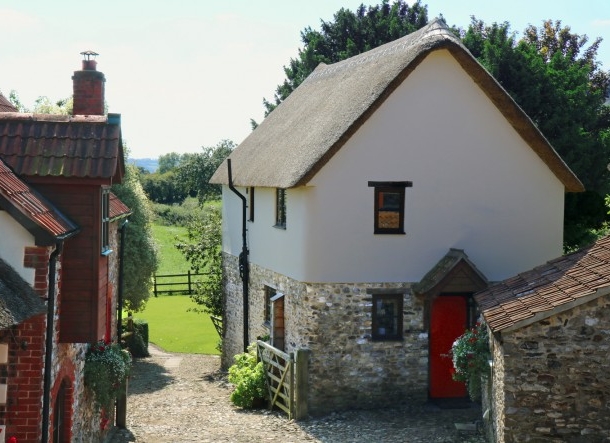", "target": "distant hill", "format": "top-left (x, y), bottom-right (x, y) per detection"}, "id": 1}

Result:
top-left (128, 158), bottom-right (159, 173)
